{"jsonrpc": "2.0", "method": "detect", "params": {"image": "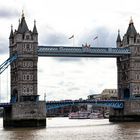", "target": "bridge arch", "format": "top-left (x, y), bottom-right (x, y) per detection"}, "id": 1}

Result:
top-left (11, 88), bottom-right (18, 102)
top-left (123, 88), bottom-right (130, 99)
